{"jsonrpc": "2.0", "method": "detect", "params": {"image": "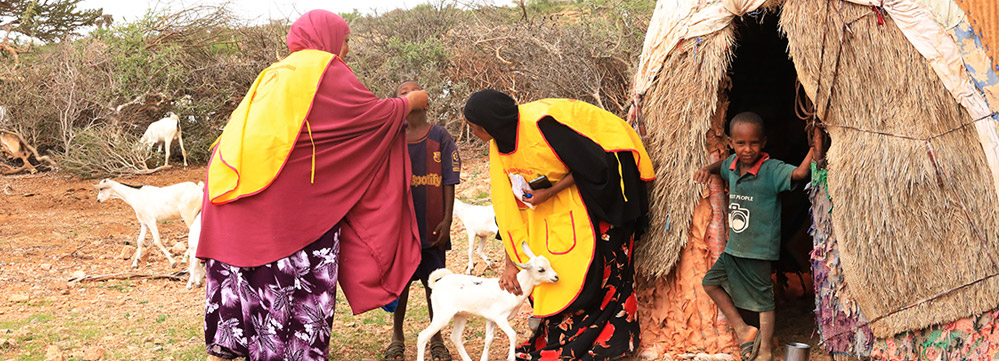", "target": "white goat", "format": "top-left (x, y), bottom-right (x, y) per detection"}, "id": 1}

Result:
top-left (140, 112), bottom-right (187, 167)
top-left (185, 212), bottom-right (206, 289)
top-left (453, 199), bottom-right (499, 274)
top-left (95, 179), bottom-right (203, 268)
top-left (417, 242), bottom-right (559, 361)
